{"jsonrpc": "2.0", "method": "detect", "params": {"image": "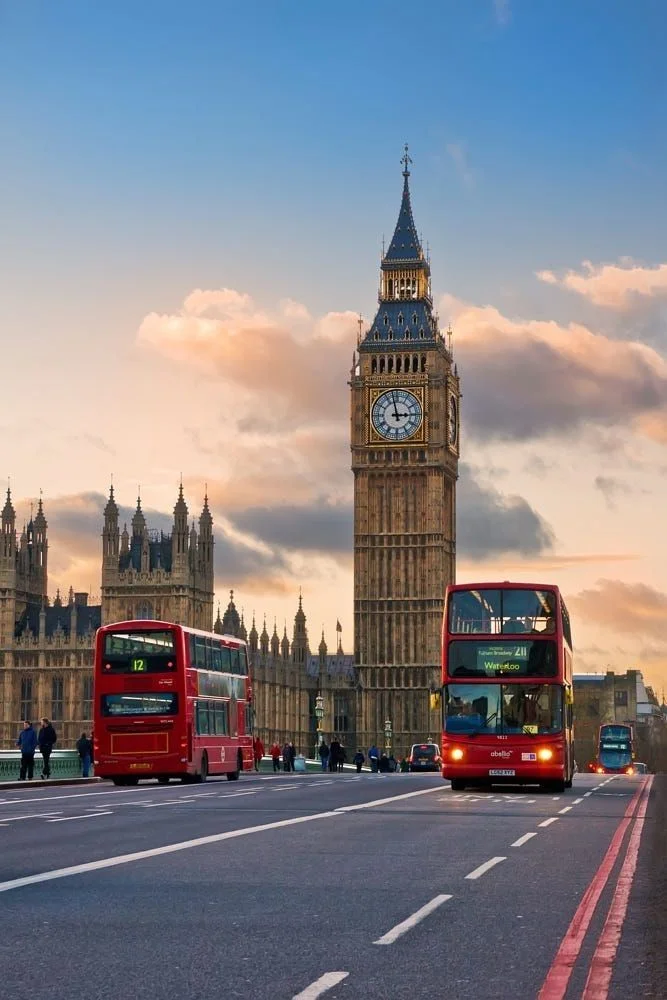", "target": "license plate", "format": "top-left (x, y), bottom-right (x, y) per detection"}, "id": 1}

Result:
top-left (489, 769), bottom-right (515, 776)
top-left (129, 763), bottom-right (152, 770)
